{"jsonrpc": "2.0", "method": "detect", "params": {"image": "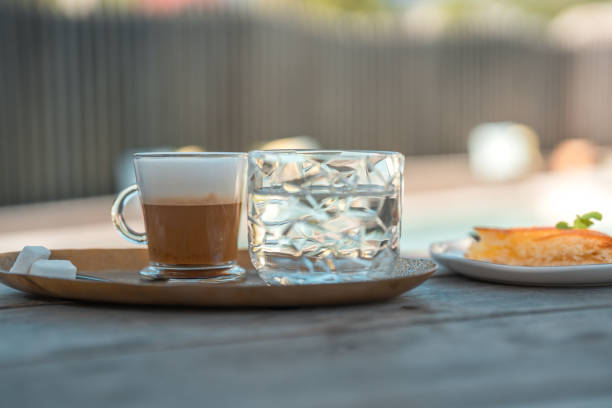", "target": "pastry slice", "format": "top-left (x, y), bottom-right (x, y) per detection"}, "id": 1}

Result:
top-left (466, 227), bottom-right (612, 266)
